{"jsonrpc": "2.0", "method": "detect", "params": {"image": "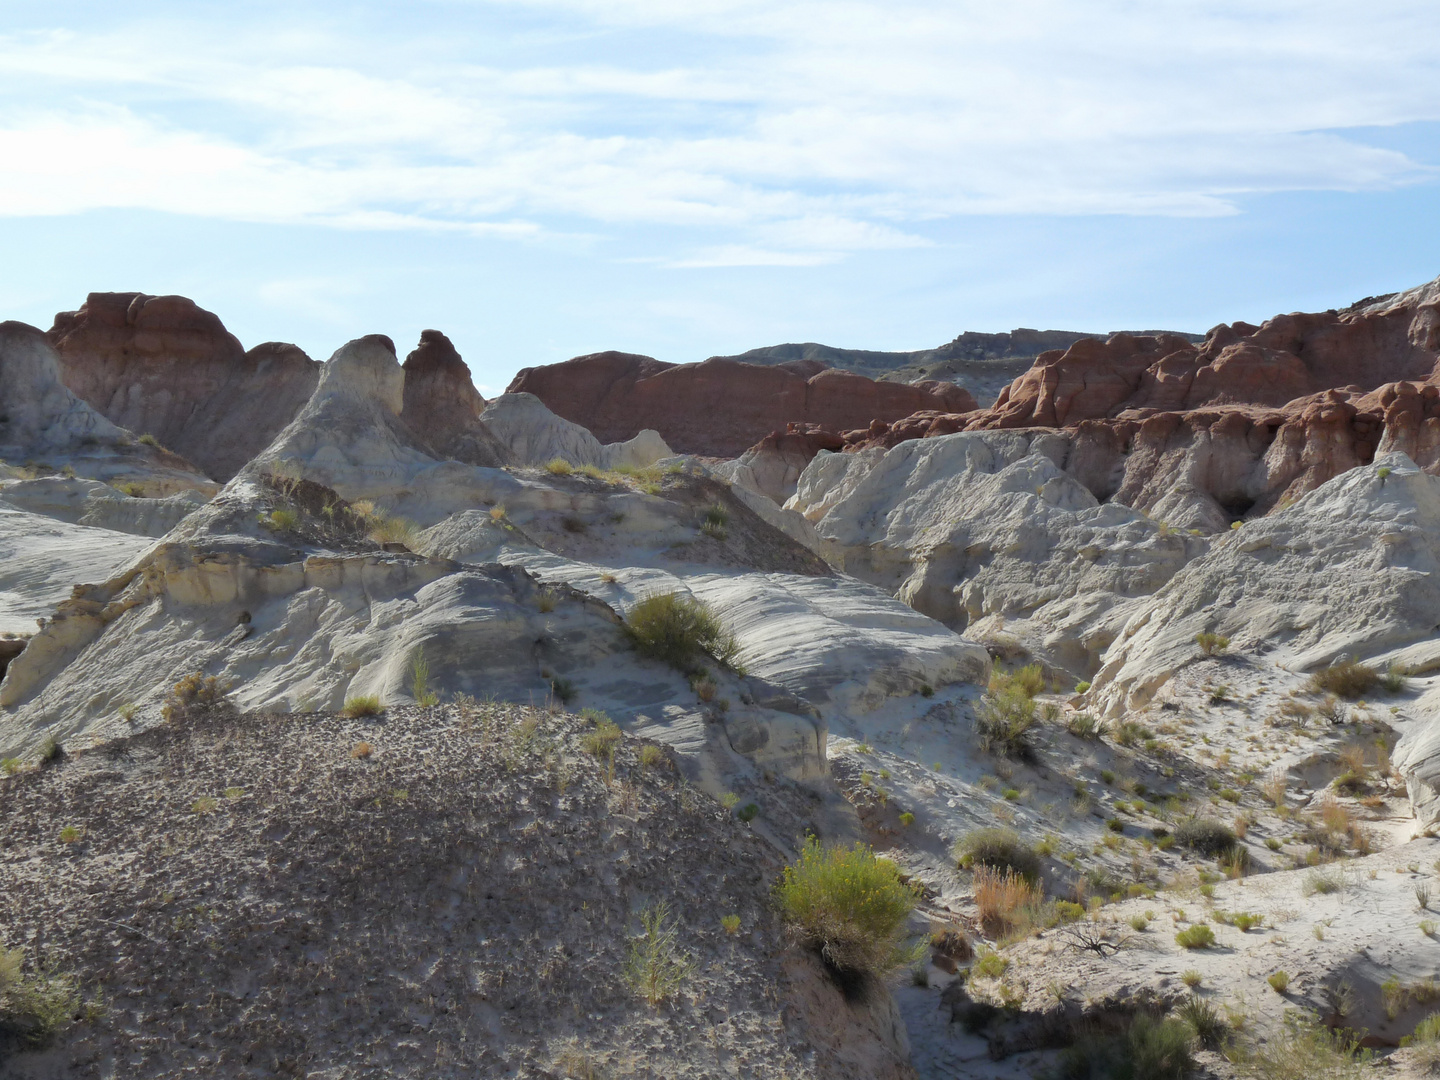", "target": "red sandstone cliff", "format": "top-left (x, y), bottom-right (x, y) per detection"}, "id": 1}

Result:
top-left (400, 330), bottom-right (512, 468)
top-left (48, 293), bottom-right (321, 481)
top-left (504, 350), bottom-right (976, 458)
